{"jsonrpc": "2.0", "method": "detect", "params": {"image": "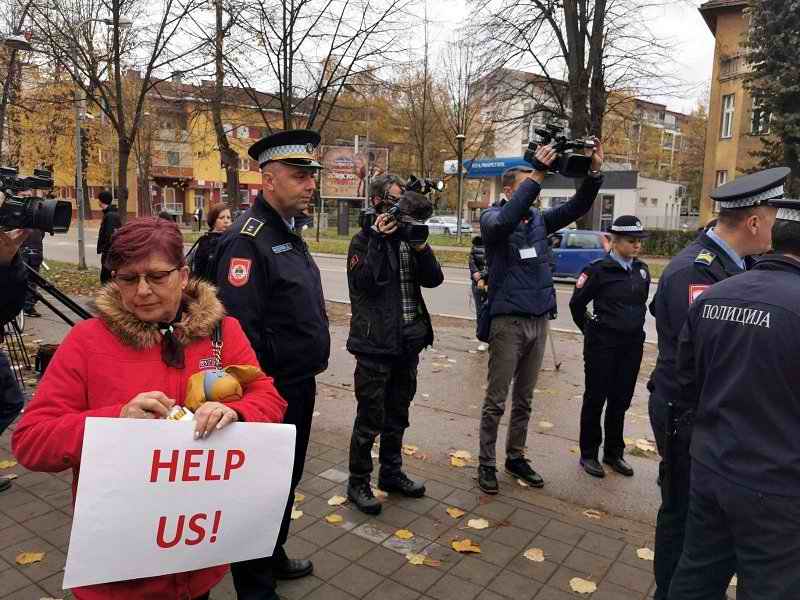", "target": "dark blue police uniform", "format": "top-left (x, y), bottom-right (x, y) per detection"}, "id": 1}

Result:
top-left (668, 251), bottom-right (800, 598)
top-left (649, 167), bottom-right (791, 600)
top-left (215, 129), bottom-right (330, 599)
top-left (570, 216), bottom-right (650, 475)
